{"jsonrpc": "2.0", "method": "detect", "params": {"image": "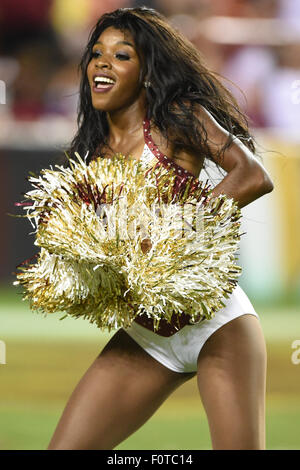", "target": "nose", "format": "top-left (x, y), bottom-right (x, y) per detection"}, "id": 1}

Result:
top-left (95, 55), bottom-right (112, 70)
